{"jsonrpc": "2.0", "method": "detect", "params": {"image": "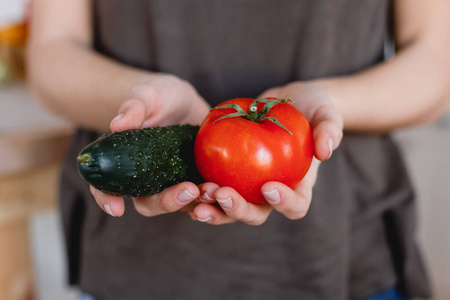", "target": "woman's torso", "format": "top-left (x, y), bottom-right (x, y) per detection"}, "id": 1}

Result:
top-left (60, 1), bottom-right (431, 299)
